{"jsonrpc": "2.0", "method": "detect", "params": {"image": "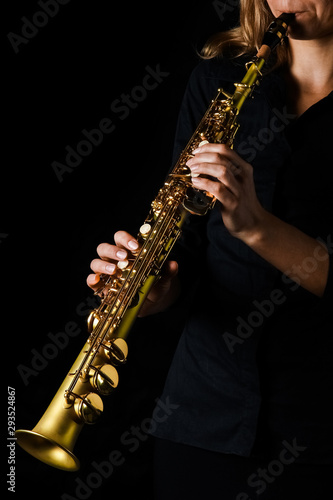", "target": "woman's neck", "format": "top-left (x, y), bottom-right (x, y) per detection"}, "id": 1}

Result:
top-left (284, 37), bottom-right (333, 115)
